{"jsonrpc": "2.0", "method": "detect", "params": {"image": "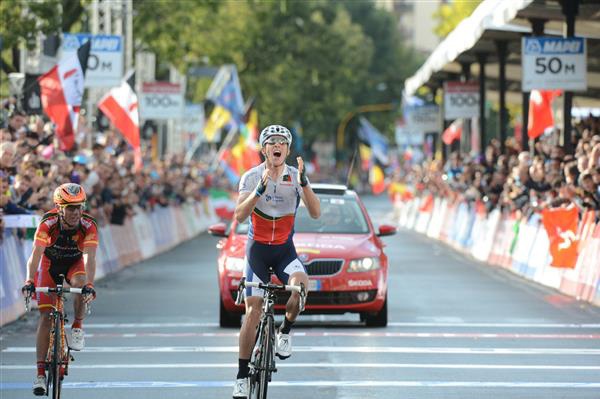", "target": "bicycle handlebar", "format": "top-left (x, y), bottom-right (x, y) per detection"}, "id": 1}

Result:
top-left (235, 278), bottom-right (306, 311)
top-left (35, 287), bottom-right (83, 294)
